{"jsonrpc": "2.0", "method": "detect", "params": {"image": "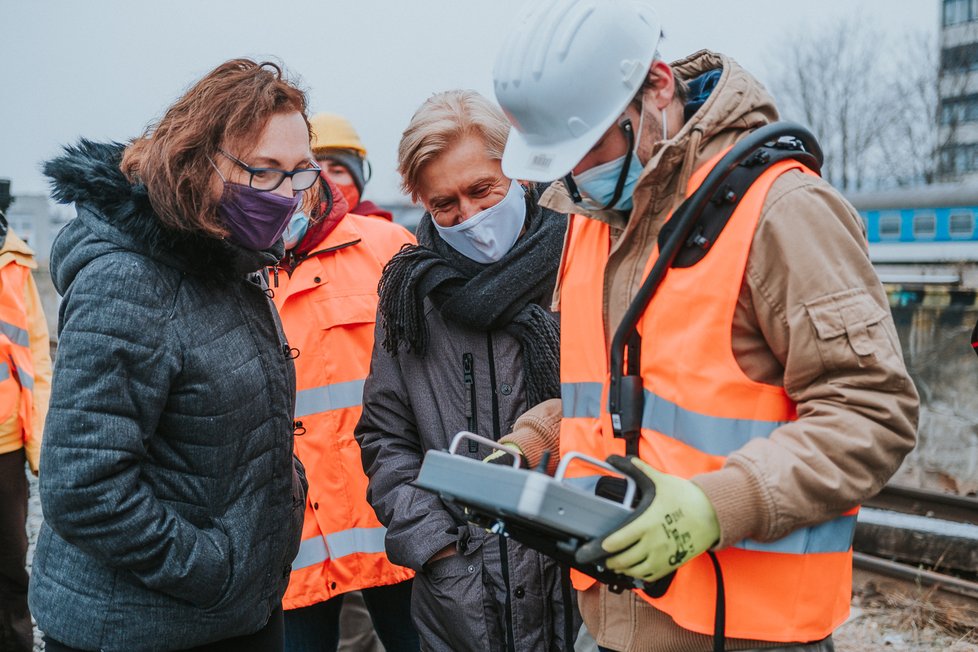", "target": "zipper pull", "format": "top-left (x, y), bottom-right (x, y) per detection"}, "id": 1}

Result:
top-left (273, 265), bottom-right (280, 288)
top-left (463, 353), bottom-right (478, 453)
